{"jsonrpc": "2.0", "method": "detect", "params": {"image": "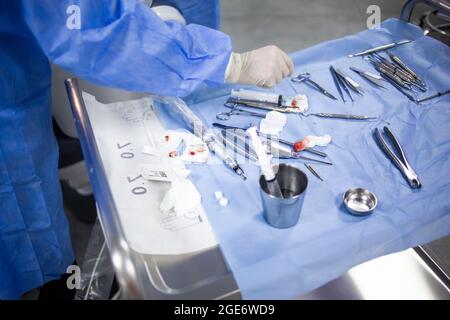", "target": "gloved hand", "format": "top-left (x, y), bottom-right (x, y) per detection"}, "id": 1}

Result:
top-left (225, 45), bottom-right (294, 88)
